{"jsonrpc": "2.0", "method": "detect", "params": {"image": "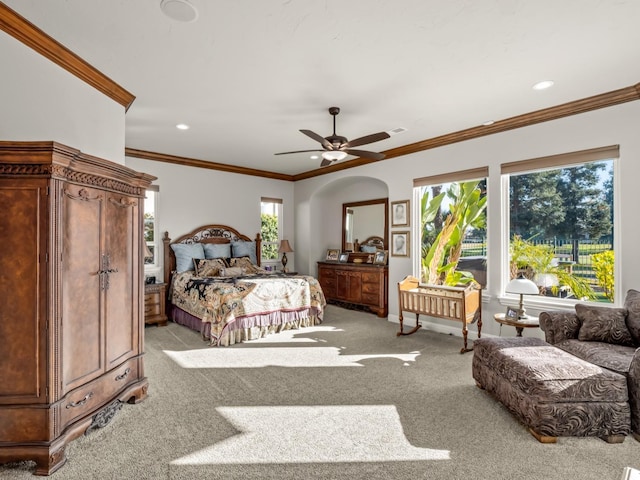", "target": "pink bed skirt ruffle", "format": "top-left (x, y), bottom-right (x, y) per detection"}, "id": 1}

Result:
top-left (168, 305), bottom-right (322, 346)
